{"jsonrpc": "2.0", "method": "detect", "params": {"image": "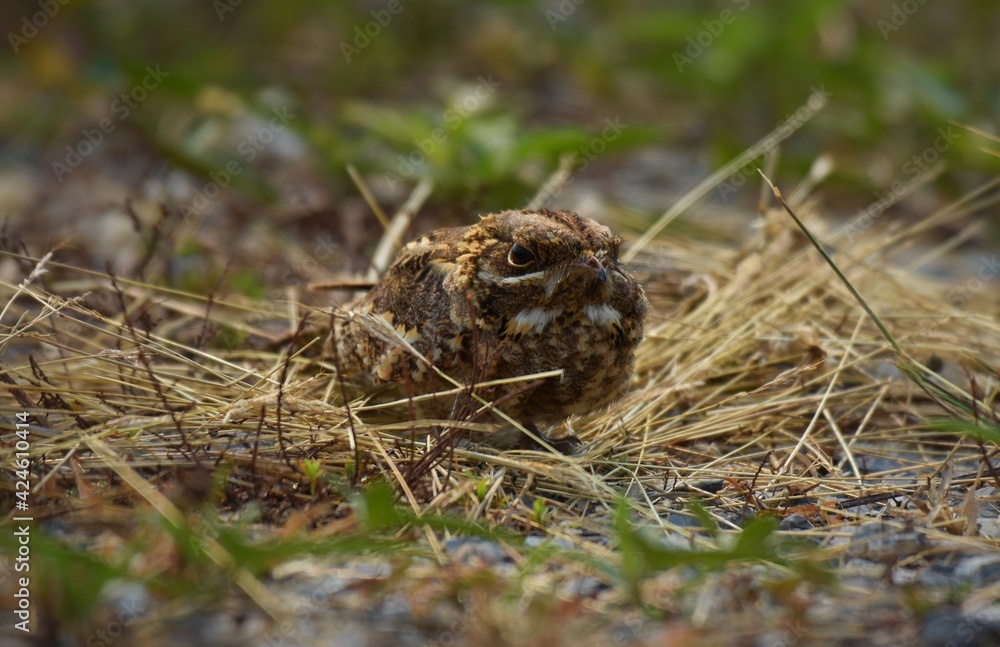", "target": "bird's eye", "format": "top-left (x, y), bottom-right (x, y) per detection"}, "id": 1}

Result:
top-left (507, 242), bottom-right (536, 267)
